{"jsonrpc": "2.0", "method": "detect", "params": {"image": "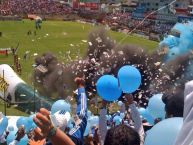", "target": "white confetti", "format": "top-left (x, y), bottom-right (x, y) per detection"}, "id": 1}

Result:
top-left (88, 42), bottom-right (92, 46)
top-left (158, 69), bottom-right (163, 72)
top-left (91, 58), bottom-right (96, 63)
top-left (82, 40), bottom-right (87, 43)
top-left (96, 37), bottom-right (102, 43)
top-left (118, 51), bottom-right (124, 55)
top-left (154, 62), bottom-right (161, 66)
